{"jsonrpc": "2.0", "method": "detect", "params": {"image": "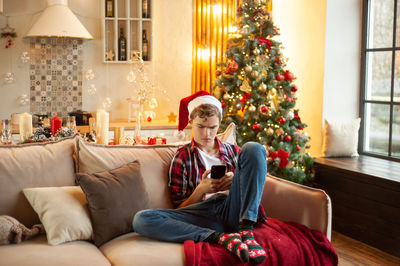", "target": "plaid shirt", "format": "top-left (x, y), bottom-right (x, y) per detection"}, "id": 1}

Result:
top-left (168, 138), bottom-right (241, 208)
